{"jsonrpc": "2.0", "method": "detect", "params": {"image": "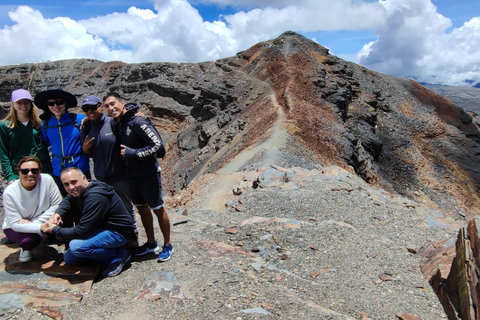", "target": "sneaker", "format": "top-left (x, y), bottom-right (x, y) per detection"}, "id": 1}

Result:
top-left (132, 241), bottom-right (159, 256)
top-left (19, 249), bottom-right (33, 263)
top-left (102, 249), bottom-right (131, 277)
top-left (157, 244), bottom-right (174, 262)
